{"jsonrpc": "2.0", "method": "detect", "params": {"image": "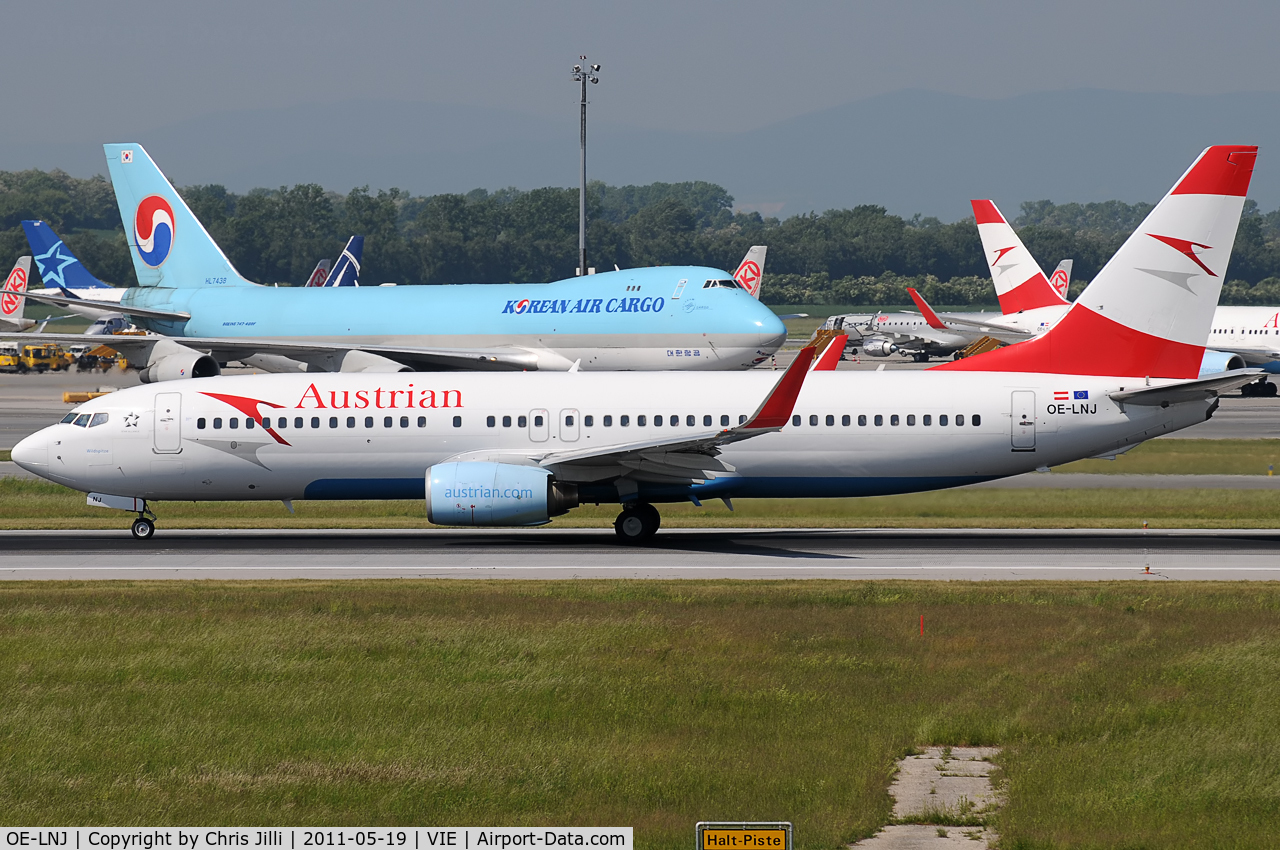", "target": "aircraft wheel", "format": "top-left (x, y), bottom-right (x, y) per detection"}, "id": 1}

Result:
top-left (614, 503), bottom-right (661, 544)
top-left (131, 517), bottom-right (155, 541)
top-left (912, 353), bottom-right (930, 363)
top-left (1265, 382), bottom-right (1278, 397)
